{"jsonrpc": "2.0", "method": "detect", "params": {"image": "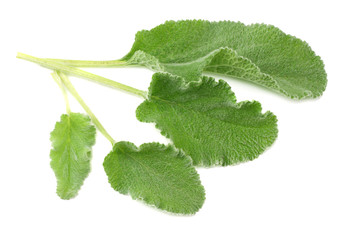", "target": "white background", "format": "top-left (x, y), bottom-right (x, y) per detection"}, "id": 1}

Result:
top-left (1, 0), bottom-right (359, 239)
